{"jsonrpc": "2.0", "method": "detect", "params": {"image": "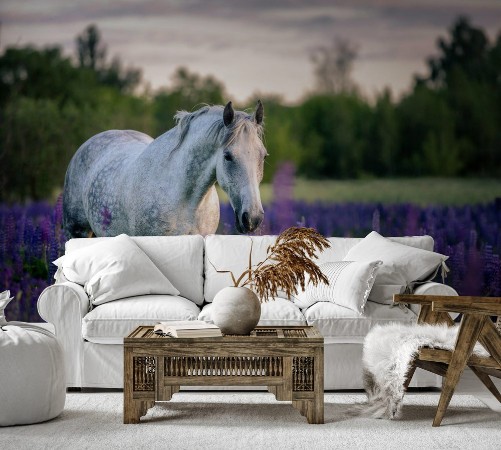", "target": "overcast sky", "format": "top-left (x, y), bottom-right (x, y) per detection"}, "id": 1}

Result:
top-left (1, 0), bottom-right (500, 103)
